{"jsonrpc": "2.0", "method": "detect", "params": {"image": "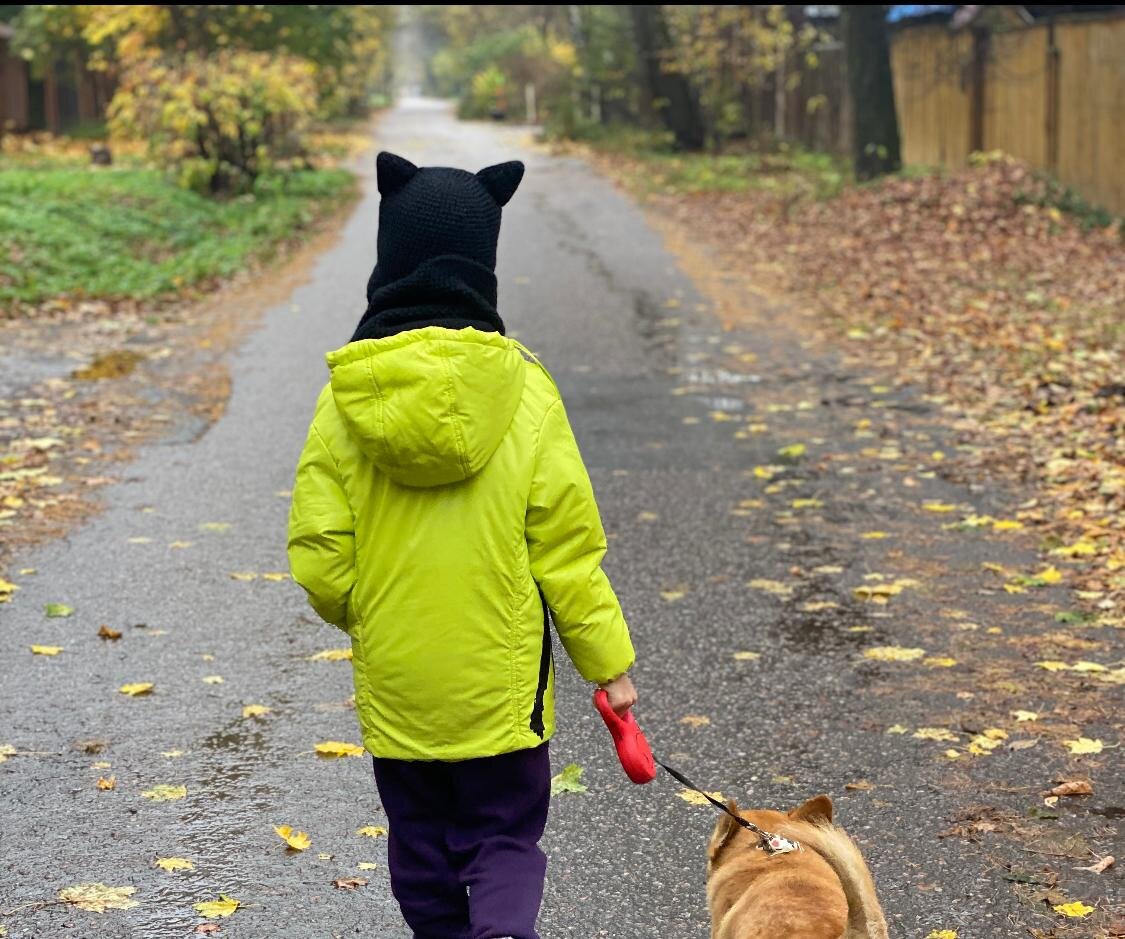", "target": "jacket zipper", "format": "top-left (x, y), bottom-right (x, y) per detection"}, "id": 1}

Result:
top-left (529, 586), bottom-right (552, 738)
